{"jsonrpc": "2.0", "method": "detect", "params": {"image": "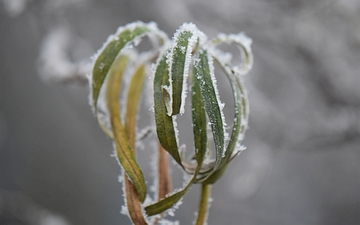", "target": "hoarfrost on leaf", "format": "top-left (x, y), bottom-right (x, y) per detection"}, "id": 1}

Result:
top-left (211, 32), bottom-right (253, 76)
